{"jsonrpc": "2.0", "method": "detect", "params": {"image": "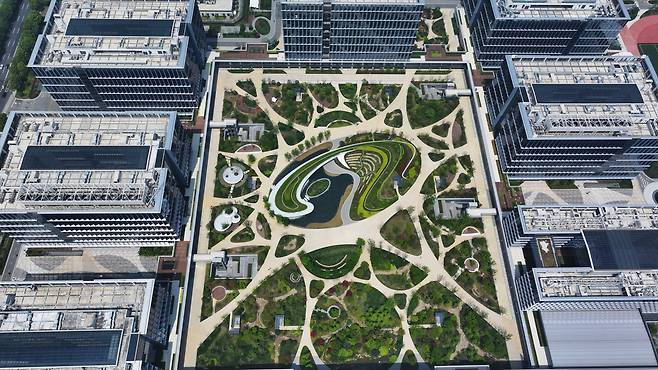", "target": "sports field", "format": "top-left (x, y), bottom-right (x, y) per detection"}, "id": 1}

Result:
top-left (640, 43), bottom-right (658, 71)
